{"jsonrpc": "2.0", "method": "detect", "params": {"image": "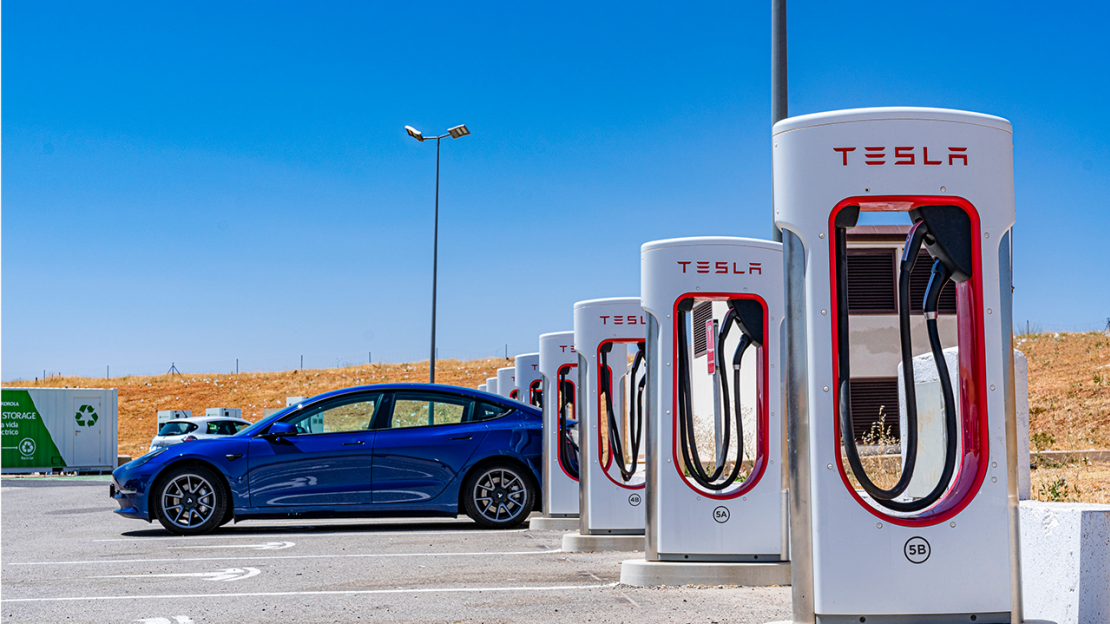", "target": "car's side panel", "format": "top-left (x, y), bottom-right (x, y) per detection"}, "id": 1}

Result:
top-left (247, 431), bottom-right (375, 506)
top-left (472, 413), bottom-right (545, 487)
top-left (371, 422), bottom-right (488, 503)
